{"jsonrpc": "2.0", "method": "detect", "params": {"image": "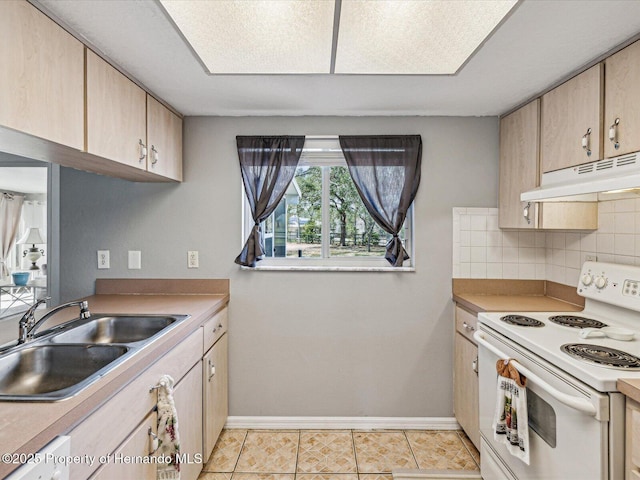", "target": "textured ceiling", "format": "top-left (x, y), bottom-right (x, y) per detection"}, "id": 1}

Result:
top-left (33, 0), bottom-right (640, 117)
